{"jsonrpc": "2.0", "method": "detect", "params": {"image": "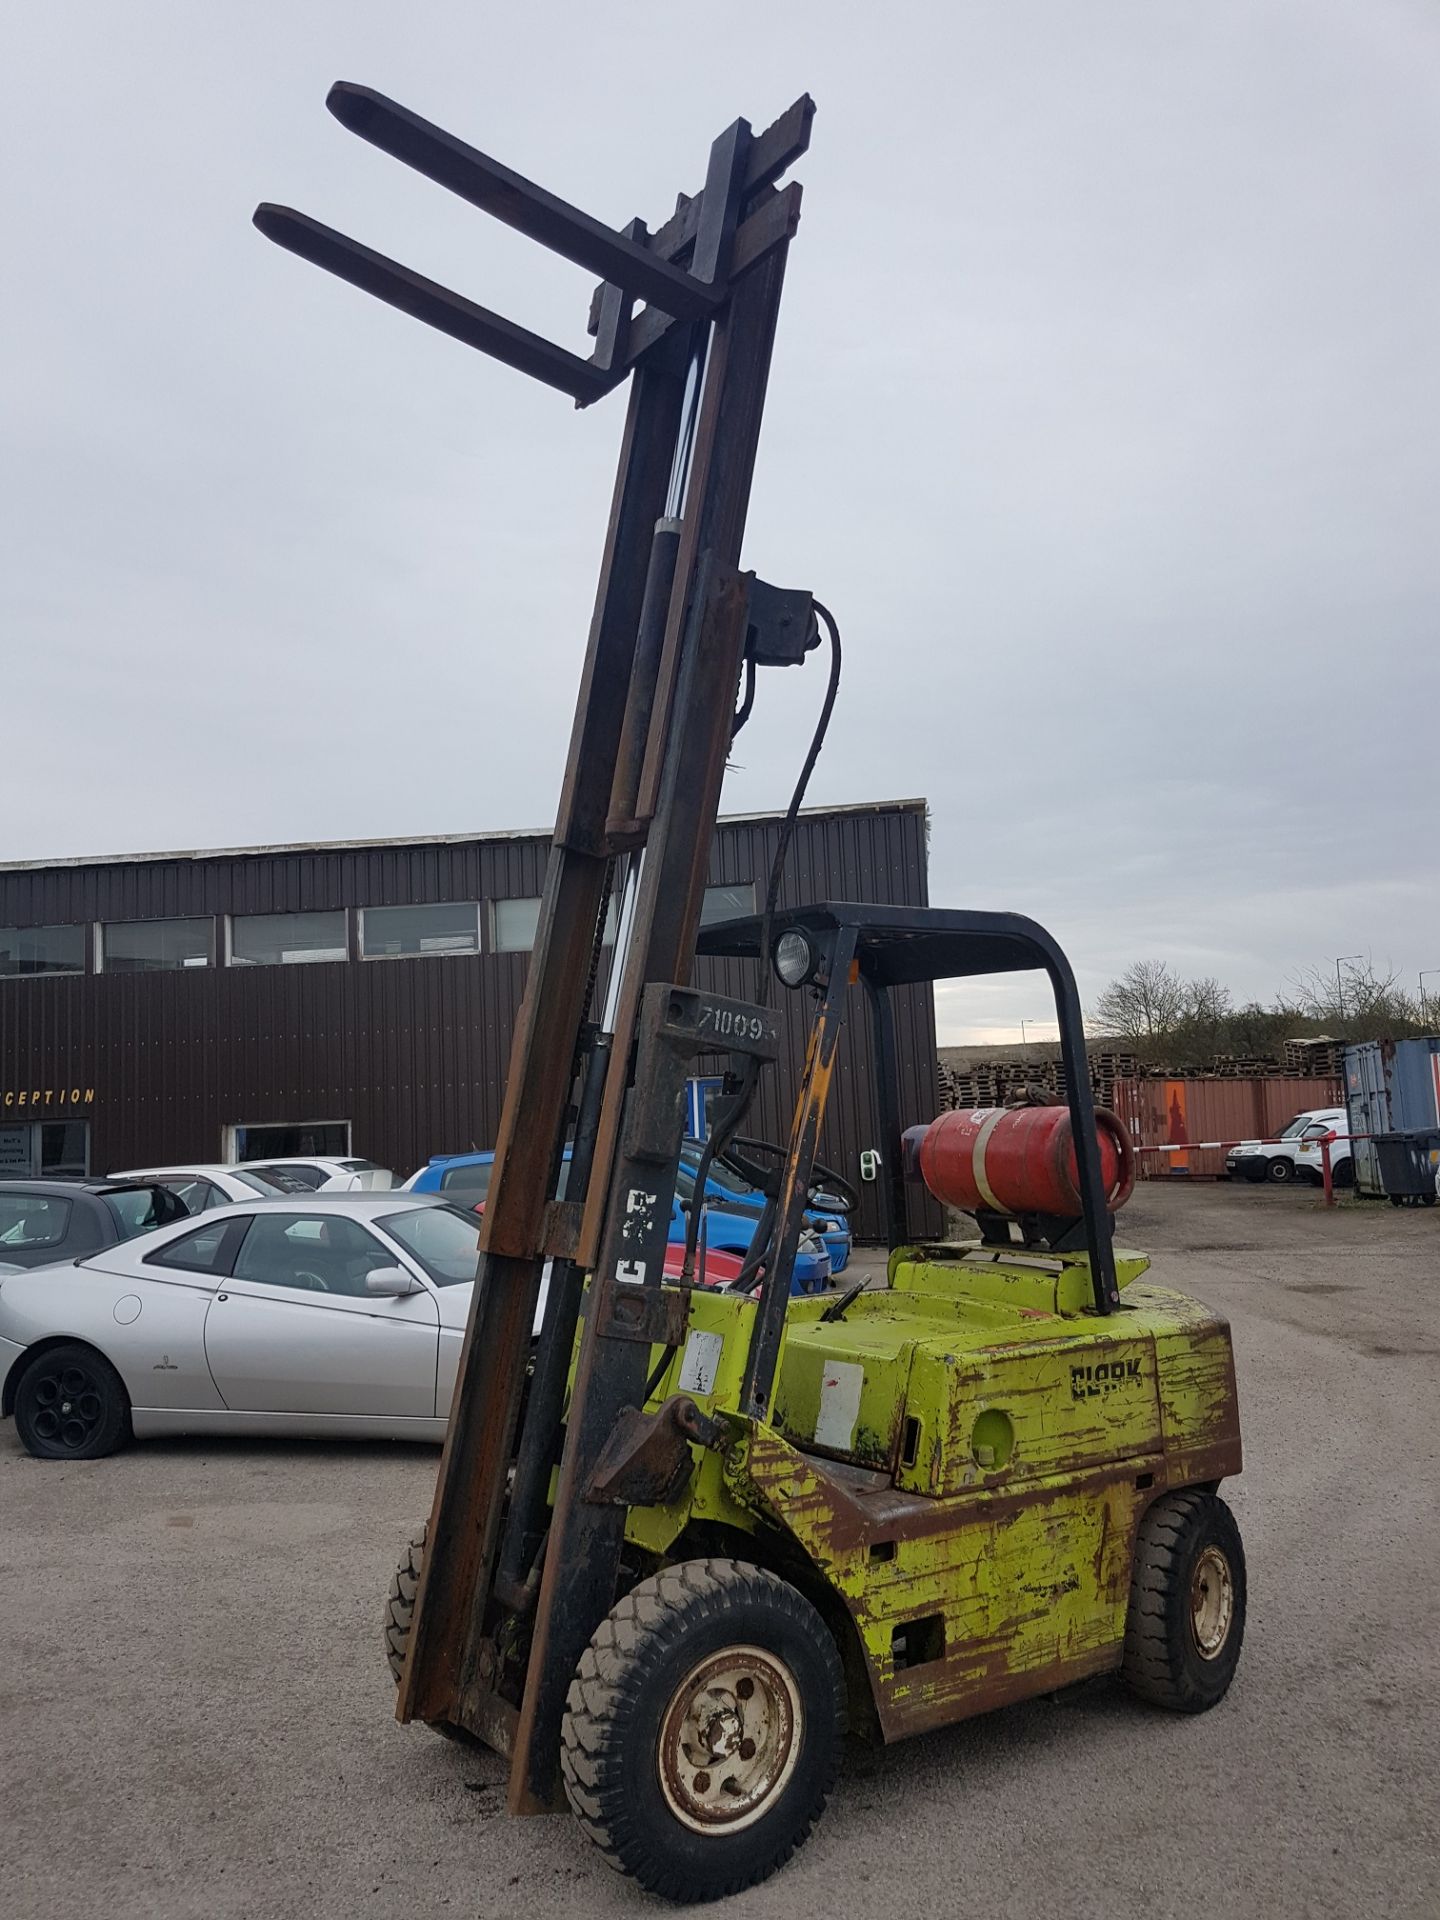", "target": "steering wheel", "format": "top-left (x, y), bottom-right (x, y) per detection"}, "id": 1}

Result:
top-left (294, 1270), bottom-right (330, 1293)
top-left (712, 1136), bottom-right (859, 1216)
